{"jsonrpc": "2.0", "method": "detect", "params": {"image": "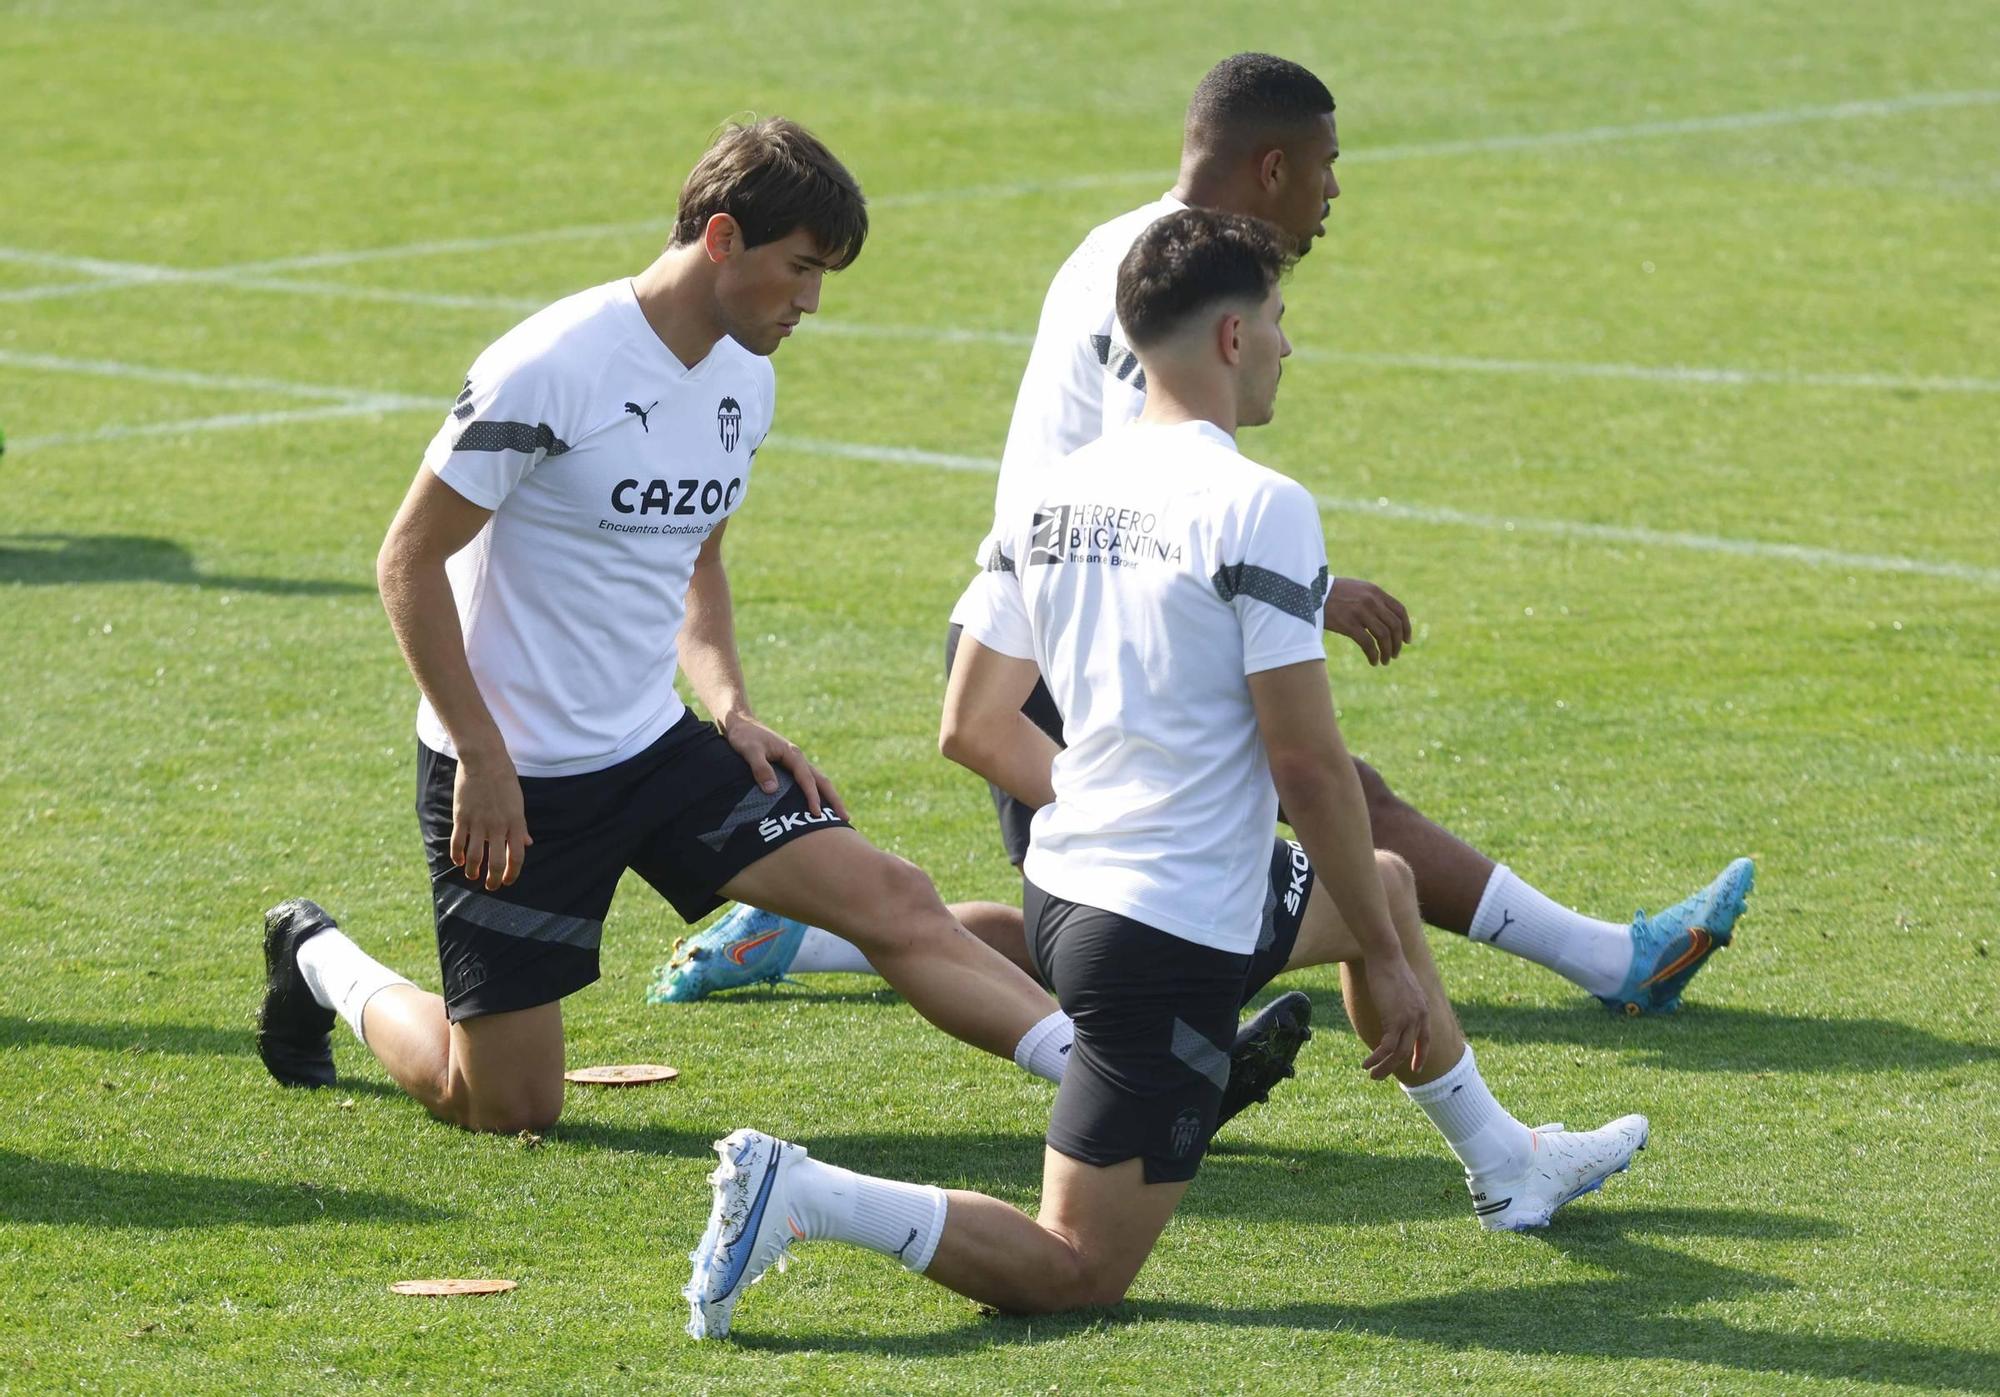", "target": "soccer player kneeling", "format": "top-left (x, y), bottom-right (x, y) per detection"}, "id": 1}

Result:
top-left (685, 210), bottom-right (1649, 1338)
